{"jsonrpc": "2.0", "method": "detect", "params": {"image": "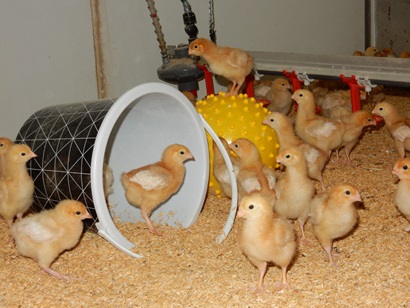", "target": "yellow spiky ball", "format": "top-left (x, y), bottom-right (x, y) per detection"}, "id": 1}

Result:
top-left (196, 92), bottom-right (280, 197)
